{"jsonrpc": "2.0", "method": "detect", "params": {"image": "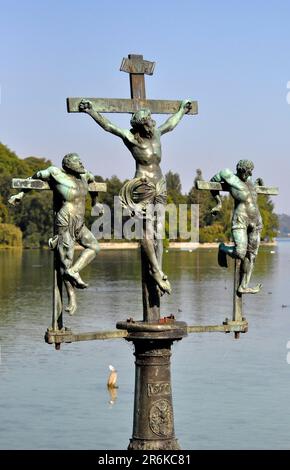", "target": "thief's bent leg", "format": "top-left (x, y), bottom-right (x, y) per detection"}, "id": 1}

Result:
top-left (65, 226), bottom-right (100, 289)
